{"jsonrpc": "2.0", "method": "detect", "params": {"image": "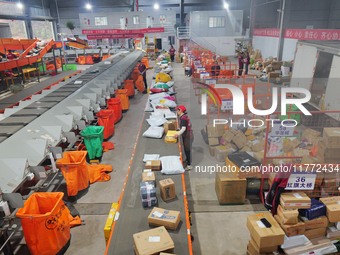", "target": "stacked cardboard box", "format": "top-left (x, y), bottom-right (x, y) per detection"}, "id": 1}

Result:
top-left (247, 212), bottom-right (284, 255)
top-left (317, 127), bottom-right (340, 163)
top-left (274, 205), bottom-right (305, 237)
top-left (215, 172), bottom-right (246, 204)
